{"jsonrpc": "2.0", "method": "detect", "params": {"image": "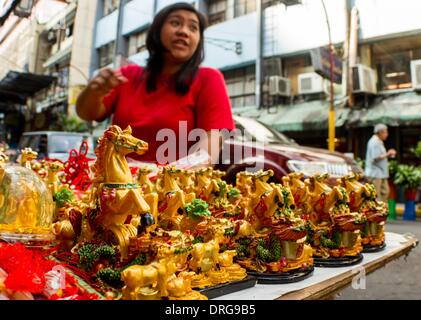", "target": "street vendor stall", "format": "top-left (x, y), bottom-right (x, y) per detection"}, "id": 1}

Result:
top-left (0, 125), bottom-right (418, 300)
